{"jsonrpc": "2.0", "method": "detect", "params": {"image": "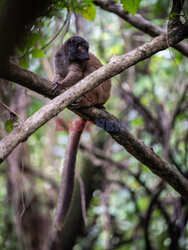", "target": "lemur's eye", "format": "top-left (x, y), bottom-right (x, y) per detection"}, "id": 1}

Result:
top-left (77, 46), bottom-right (83, 51)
